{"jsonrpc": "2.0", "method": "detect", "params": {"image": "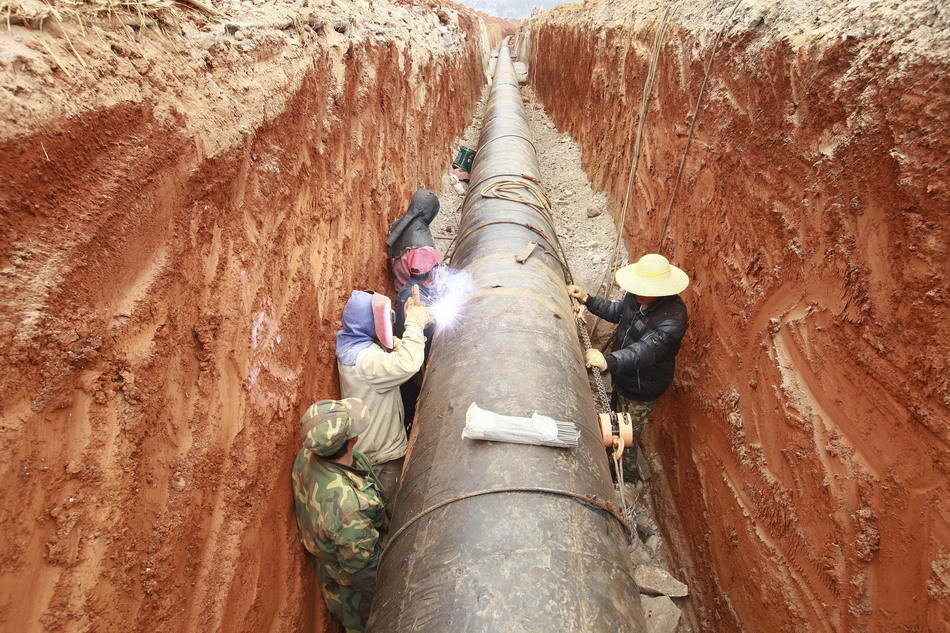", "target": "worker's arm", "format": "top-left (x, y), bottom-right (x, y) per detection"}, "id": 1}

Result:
top-left (333, 509), bottom-right (382, 592)
top-left (605, 315), bottom-right (687, 373)
top-left (567, 285), bottom-right (623, 324)
top-left (584, 294), bottom-right (624, 323)
top-left (354, 315), bottom-right (426, 391)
